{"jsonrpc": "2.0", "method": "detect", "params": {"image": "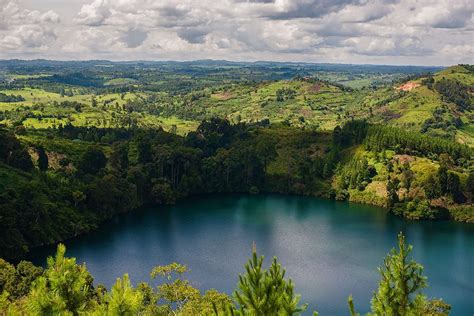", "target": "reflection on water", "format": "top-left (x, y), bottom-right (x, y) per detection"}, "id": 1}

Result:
top-left (28, 194), bottom-right (474, 315)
